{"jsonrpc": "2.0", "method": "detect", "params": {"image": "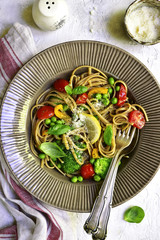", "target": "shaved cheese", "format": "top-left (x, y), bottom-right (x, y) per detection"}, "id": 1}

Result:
top-left (126, 6), bottom-right (160, 42)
